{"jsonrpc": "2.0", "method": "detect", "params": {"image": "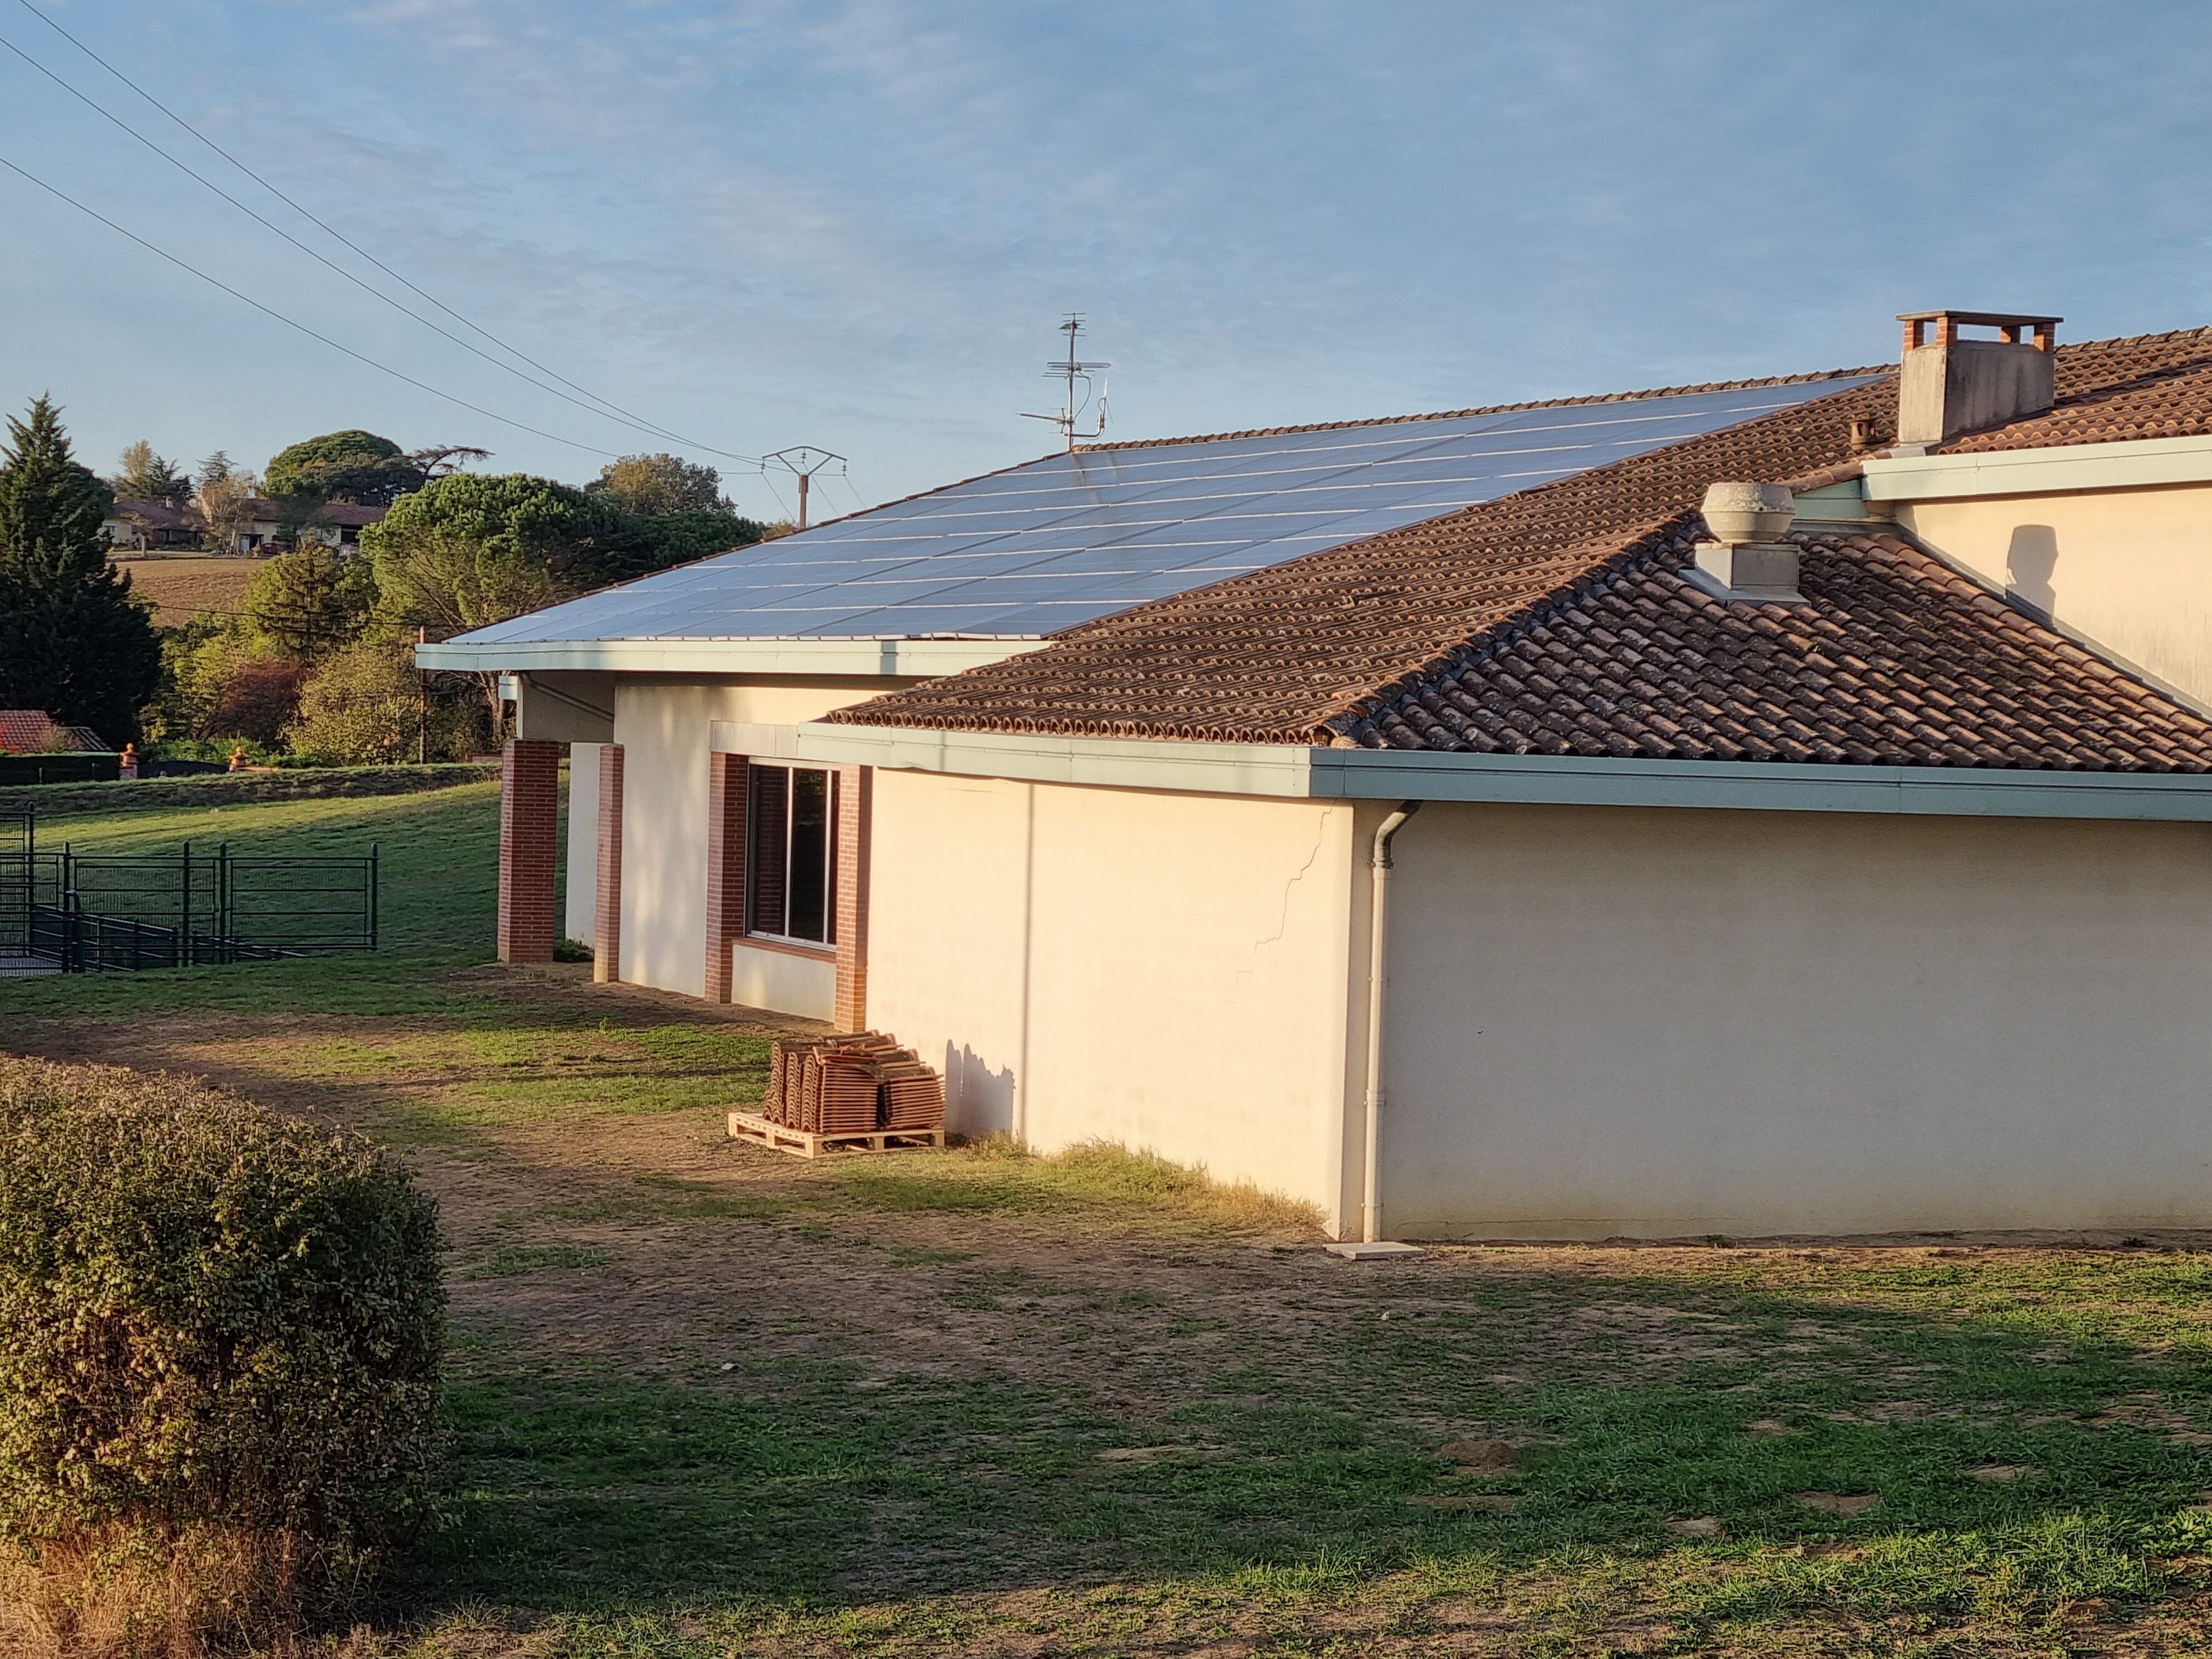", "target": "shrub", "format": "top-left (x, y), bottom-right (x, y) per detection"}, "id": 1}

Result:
top-left (0, 1058), bottom-right (444, 1654)
top-left (285, 641), bottom-right (480, 765)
